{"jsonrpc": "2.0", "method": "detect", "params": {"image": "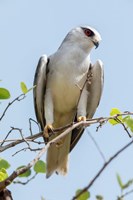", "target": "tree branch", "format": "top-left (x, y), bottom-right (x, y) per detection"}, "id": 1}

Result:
top-left (13, 173), bottom-right (37, 185)
top-left (0, 132), bottom-right (42, 152)
top-left (0, 112), bottom-right (133, 153)
top-left (0, 111), bottom-right (133, 194)
top-left (87, 130), bottom-right (106, 162)
top-left (119, 188), bottom-right (133, 199)
top-left (0, 94), bottom-right (25, 121)
top-left (72, 139), bottom-right (133, 200)
top-left (0, 119), bottom-right (104, 190)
